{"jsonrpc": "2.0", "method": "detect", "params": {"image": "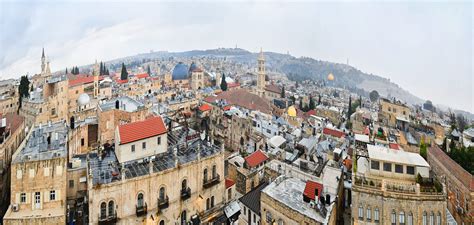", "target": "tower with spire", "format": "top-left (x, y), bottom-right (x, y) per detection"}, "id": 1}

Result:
top-left (257, 48), bottom-right (266, 97)
top-left (41, 48), bottom-right (46, 74)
